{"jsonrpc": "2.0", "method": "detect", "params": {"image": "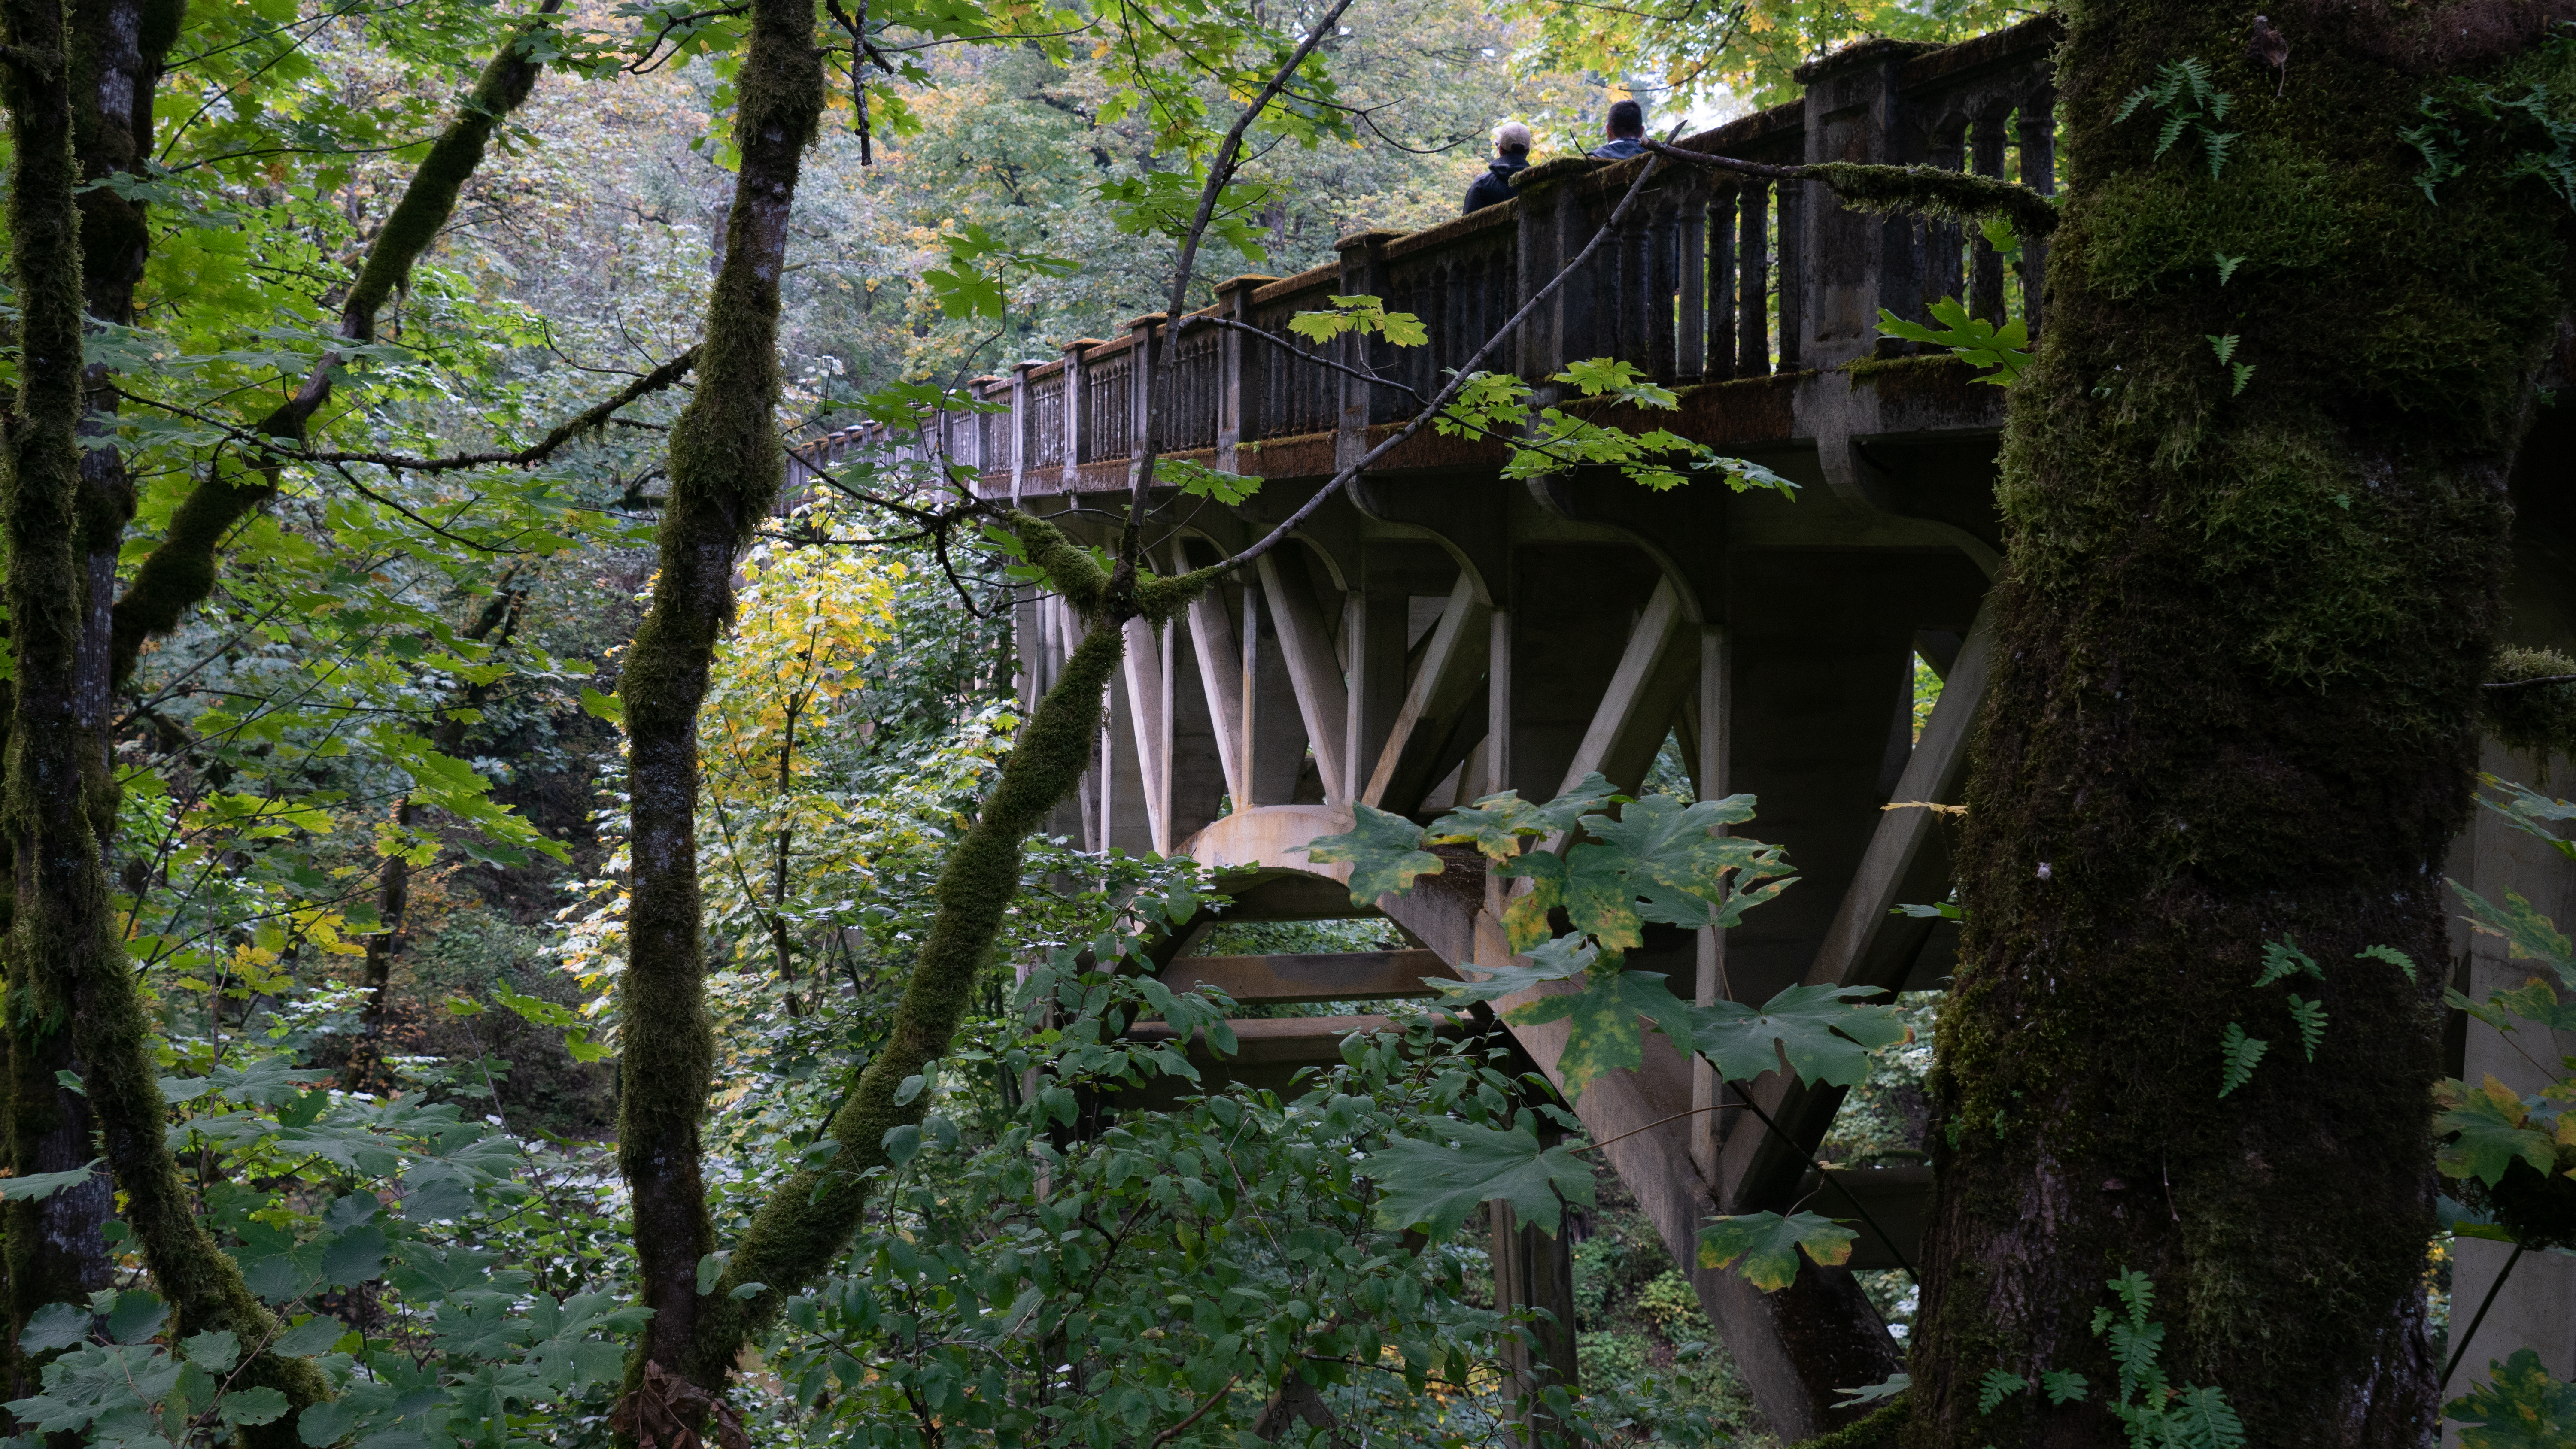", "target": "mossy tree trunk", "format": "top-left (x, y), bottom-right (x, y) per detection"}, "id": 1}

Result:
top-left (0, 0), bottom-right (179, 1393)
top-left (0, 0), bottom-right (328, 1435)
top-left (613, 0), bottom-right (823, 1390)
top-left (1915, 3), bottom-right (2573, 1445)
